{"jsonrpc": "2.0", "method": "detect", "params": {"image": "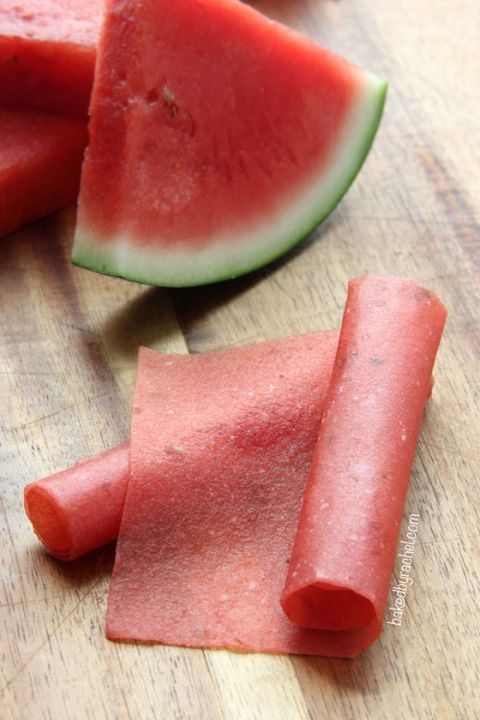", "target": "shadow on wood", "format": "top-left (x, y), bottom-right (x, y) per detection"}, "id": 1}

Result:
top-left (100, 285), bottom-right (177, 360)
top-left (170, 224), bottom-right (324, 348)
top-left (29, 542), bottom-right (116, 591)
top-left (293, 644), bottom-right (384, 694)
